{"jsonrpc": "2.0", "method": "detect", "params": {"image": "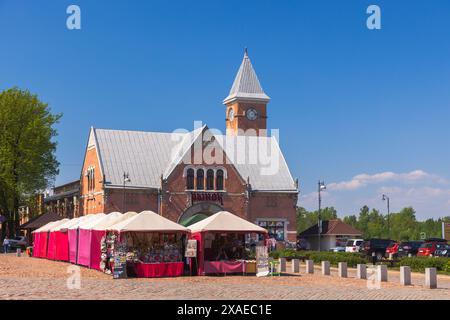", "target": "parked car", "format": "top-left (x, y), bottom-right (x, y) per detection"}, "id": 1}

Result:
top-left (7, 236), bottom-right (28, 250)
top-left (345, 239), bottom-right (364, 253)
top-left (397, 241), bottom-right (424, 257)
top-left (385, 242), bottom-right (400, 258)
top-left (330, 246), bottom-right (346, 252)
top-left (361, 239), bottom-right (394, 261)
top-left (417, 239), bottom-right (448, 257)
top-left (434, 244), bottom-right (450, 257)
